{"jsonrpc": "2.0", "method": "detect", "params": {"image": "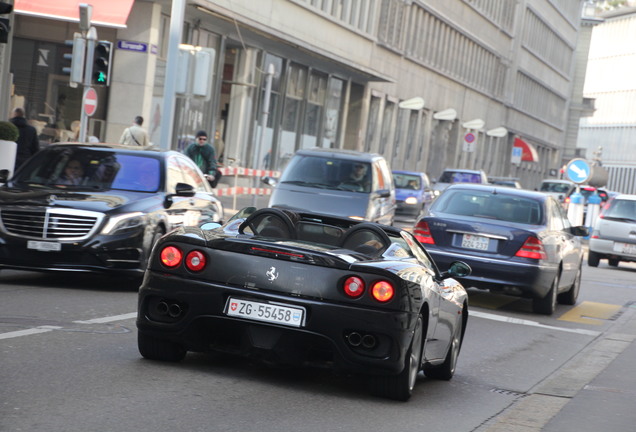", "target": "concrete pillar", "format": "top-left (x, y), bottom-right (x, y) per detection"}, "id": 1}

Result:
top-left (106, 2), bottom-right (161, 143)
